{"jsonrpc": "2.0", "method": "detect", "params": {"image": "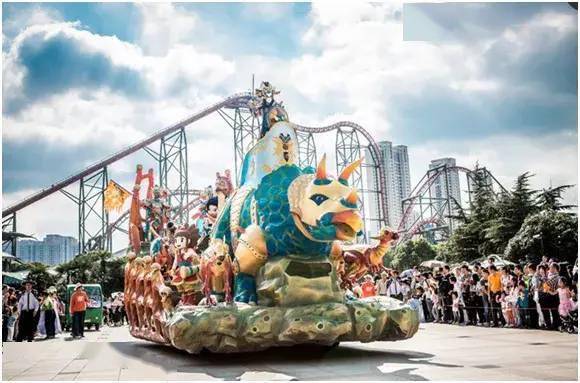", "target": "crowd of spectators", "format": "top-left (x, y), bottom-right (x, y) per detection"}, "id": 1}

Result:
top-left (102, 294), bottom-right (126, 327)
top-left (2, 282), bottom-right (126, 342)
top-left (2, 282), bottom-right (66, 342)
top-left (347, 256), bottom-right (578, 333)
